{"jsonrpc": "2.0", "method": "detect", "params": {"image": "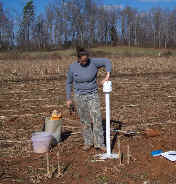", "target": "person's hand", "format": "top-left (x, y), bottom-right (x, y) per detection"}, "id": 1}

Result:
top-left (101, 72), bottom-right (110, 85)
top-left (66, 100), bottom-right (72, 108)
top-left (101, 78), bottom-right (108, 85)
